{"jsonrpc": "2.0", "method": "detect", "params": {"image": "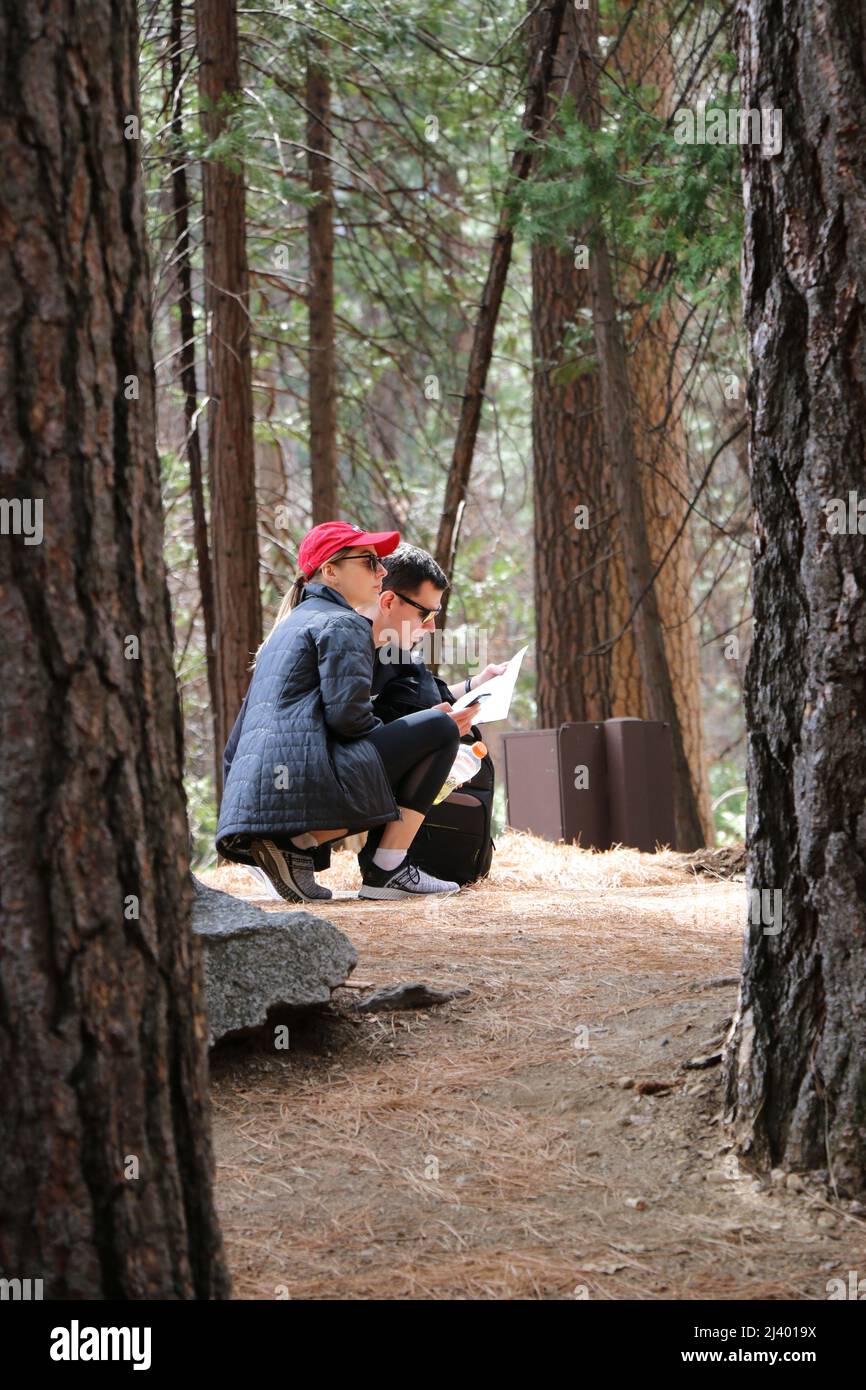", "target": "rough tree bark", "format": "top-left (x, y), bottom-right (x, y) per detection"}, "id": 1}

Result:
top-left (531, 0), bottom-right (711, 843)
top-left (531, 1), bottom-right (613, 726)
top-left (198, 0), bottom-right (262, 800)
top-left (307, 38), bottom-right (338, 522)
top-left (589, 225), bottom-right (707, 850)
top-left (578, 0), bottom-right (706, 848)
top-left (433, 0), bottom-right (569, 628)
top-left (612, 0), bottom-right (711, 840)
top-left (0, 0), bottom-right (230, 1295)
top-left (724, 0), bottom-right (866, 1196)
